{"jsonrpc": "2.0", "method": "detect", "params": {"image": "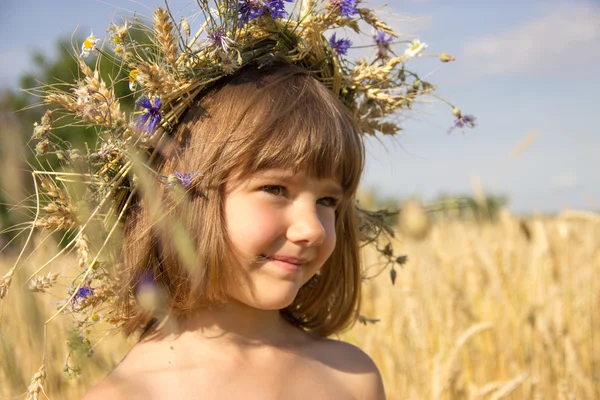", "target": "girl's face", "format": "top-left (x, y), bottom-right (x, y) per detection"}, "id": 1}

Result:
top-left (223, 168), bottom-right (343, 310)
